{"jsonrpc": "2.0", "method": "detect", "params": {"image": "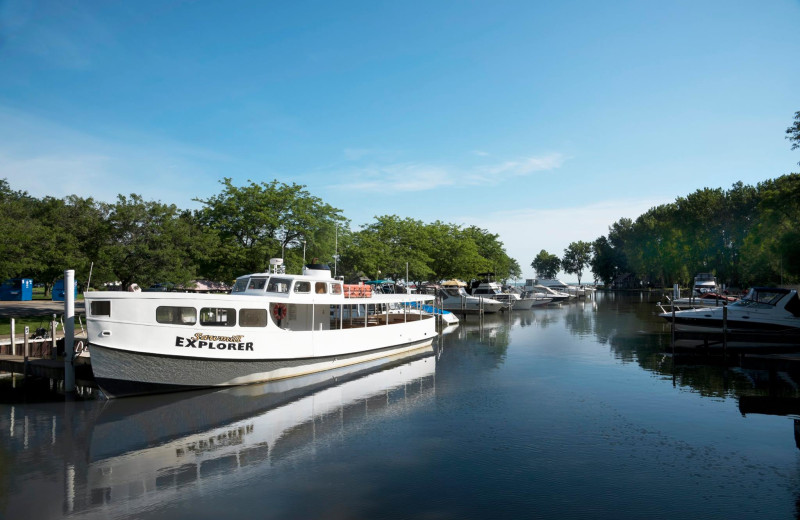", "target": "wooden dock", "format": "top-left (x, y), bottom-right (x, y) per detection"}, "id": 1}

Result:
top-left (0, 334), bottom-right (95, 386)
top-left (0, 354), bottom-right (95, 385)
top-left (671, 330), bottom-right (800, 353)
